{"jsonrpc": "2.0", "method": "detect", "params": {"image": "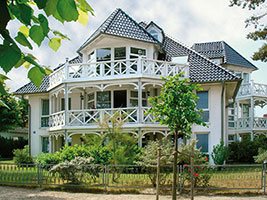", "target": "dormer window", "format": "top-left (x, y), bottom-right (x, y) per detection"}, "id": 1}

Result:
top-left (149, 30), bottom-right (158, 40)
